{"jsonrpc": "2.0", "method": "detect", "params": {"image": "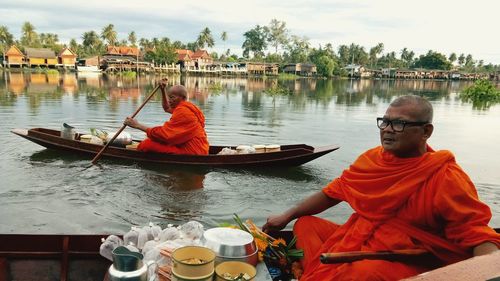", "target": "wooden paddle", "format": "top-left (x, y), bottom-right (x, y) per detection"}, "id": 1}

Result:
top-left (320, 249), bottom-right (429, 264)
top-left (91, 84), bottom-right (161, 165)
